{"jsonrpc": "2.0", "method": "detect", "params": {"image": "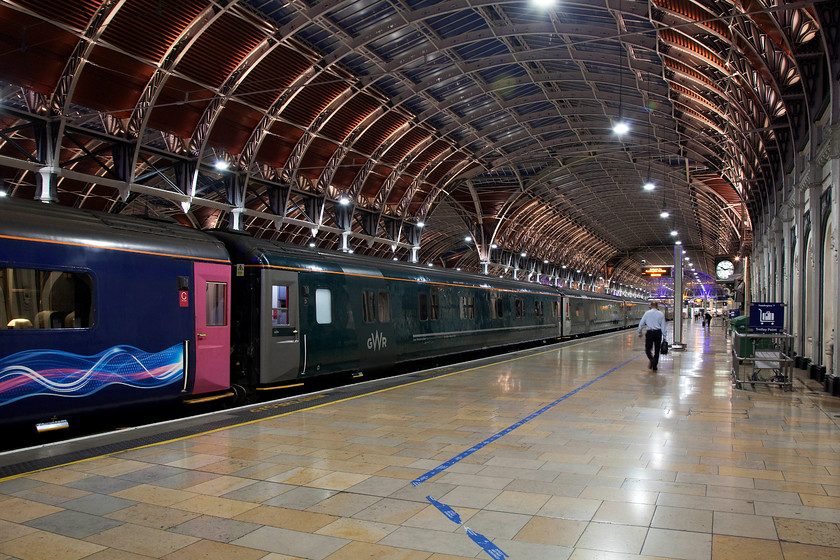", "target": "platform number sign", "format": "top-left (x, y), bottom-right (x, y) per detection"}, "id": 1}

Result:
top-left (749, 302), bottom-right (783, 333)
